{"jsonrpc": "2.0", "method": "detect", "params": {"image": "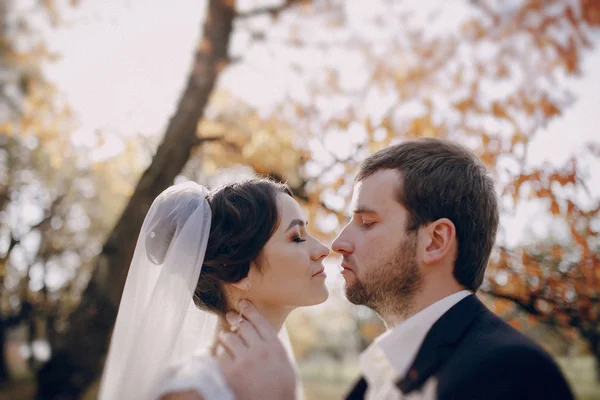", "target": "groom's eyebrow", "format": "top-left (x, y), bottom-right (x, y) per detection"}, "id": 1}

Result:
top-left (285, 219), bottom-right (307, 232)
